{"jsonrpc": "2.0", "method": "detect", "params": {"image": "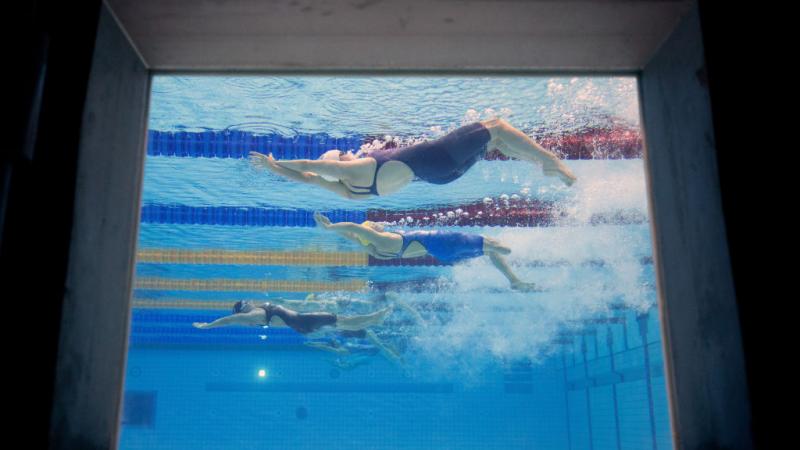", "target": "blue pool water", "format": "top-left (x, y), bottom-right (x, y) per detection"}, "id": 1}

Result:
top-left (120, 76), bottom-right (672, 449)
